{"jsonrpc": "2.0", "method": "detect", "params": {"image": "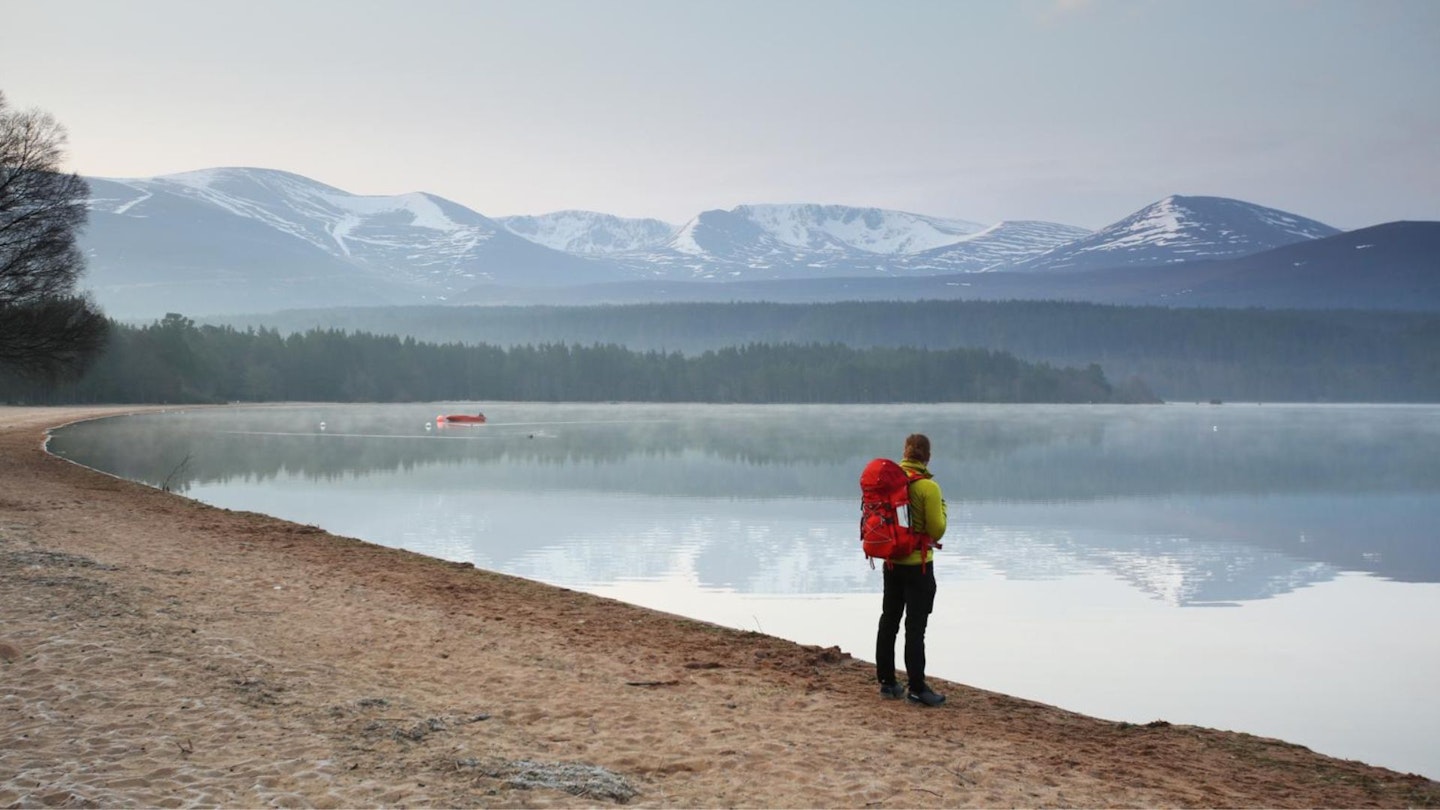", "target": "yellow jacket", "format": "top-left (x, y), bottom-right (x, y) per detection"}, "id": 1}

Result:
top-left (896, 459), bottom-right (947, 566)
